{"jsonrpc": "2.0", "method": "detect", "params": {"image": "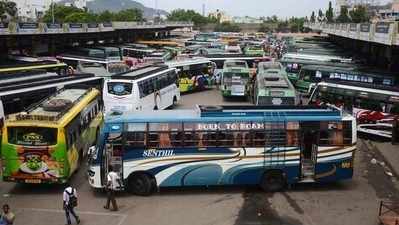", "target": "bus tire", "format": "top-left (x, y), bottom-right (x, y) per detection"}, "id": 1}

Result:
top-left (173, 96), bottom-right (177, 105)
top-left (260, 170), bottom-right (286, 192)
top-left (127, 173), bottom-right (154, 196)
